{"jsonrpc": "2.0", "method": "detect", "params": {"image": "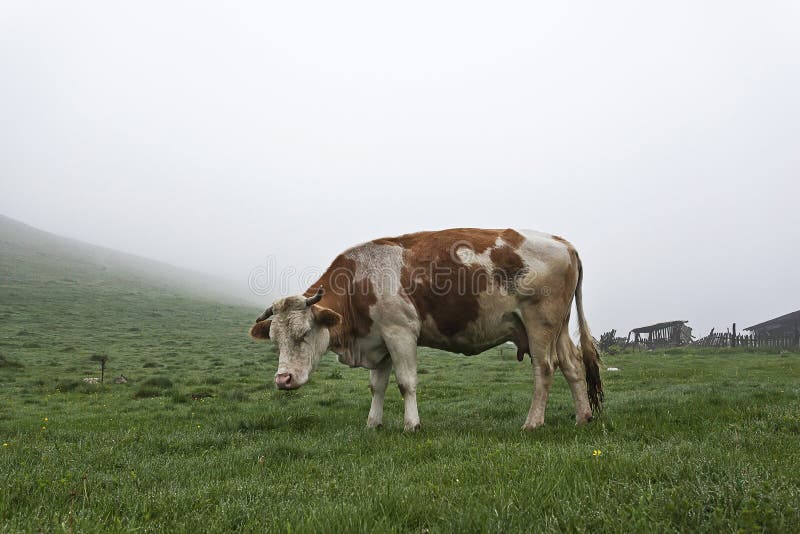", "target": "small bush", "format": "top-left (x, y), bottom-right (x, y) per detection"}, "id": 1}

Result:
top-left (55, 380), bottom-right (82, 392)
top-left (133, 385), bottom-right (163, 399)
top-left (0, 354), bottom-right (23, 369)
top-left (143, 376), bottom-right (173, 389)
top-left (169, 389), bottom-right (188, 403)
